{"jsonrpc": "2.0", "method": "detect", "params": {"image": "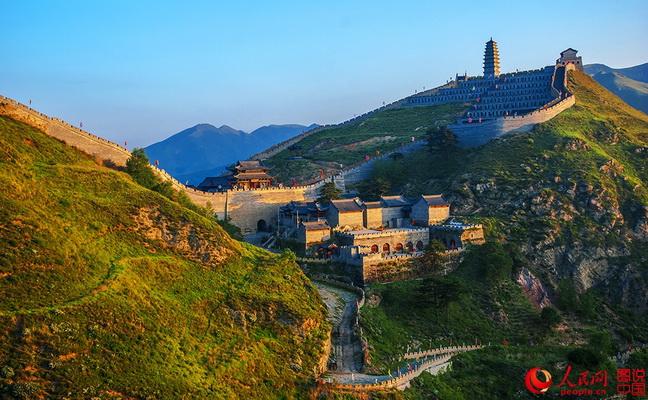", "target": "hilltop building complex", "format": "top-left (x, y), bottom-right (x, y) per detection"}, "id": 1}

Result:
top-left (0, 39), bottom-right (581, 239)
